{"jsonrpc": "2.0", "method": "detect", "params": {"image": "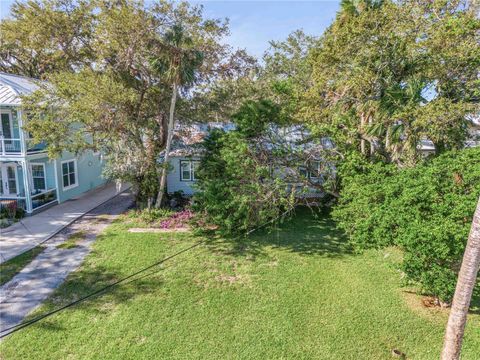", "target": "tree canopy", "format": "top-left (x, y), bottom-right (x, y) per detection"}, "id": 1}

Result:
top-left (303, 0), bottom-right (480, 164)
top-left (2, 0), bottom-right (248, 205)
